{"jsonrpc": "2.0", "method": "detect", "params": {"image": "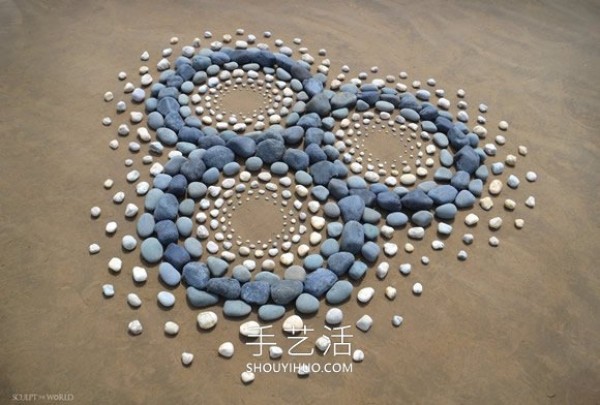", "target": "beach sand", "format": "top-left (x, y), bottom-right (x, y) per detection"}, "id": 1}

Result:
top-left (1, 0), bottom-right (599, 403)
